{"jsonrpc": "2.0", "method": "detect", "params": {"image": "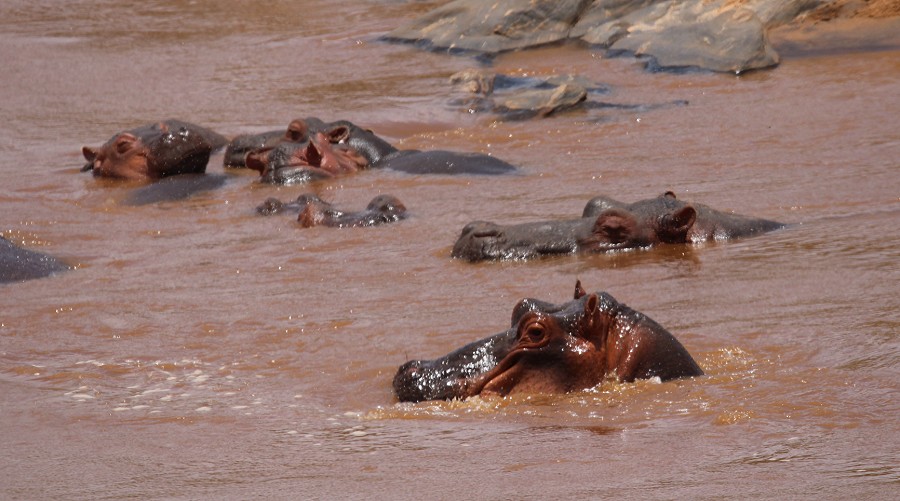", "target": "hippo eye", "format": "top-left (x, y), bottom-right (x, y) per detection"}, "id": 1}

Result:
top-left (522, 323), bottom-right (545, 344)
top-left (115, 138), bottom-right (131, 154)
